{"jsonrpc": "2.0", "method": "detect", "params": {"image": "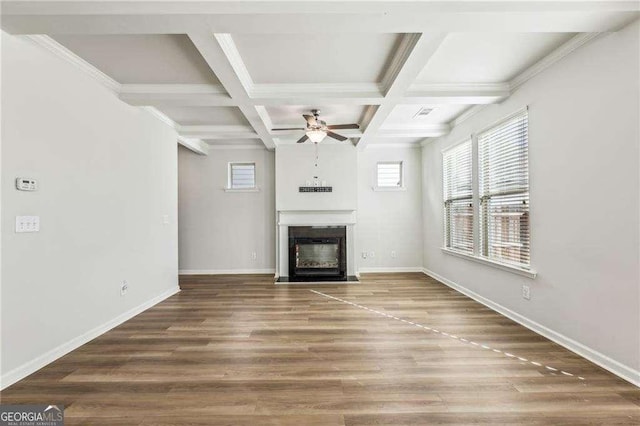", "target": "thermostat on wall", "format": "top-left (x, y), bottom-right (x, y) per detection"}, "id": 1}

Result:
top-left (16, 177), bottom-right (38, 191)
